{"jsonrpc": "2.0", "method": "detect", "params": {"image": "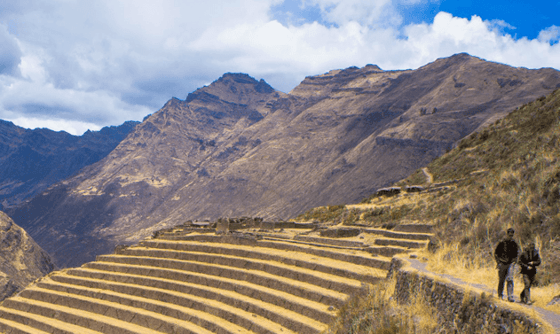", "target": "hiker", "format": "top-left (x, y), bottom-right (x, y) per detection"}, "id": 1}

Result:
top-left (519, 241), bottom-right (541, 305)
top-left (494, 227), bottom-right (520, 302)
